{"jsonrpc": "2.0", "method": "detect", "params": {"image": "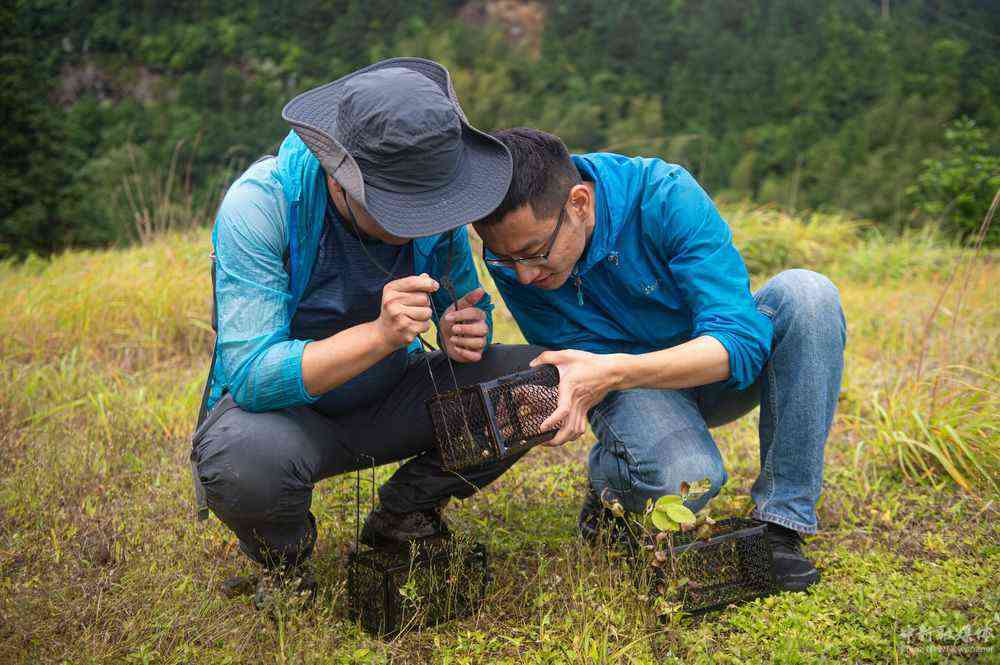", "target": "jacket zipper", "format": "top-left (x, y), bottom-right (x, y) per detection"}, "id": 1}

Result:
top-left (573, 267), bottom-right (584, 306)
